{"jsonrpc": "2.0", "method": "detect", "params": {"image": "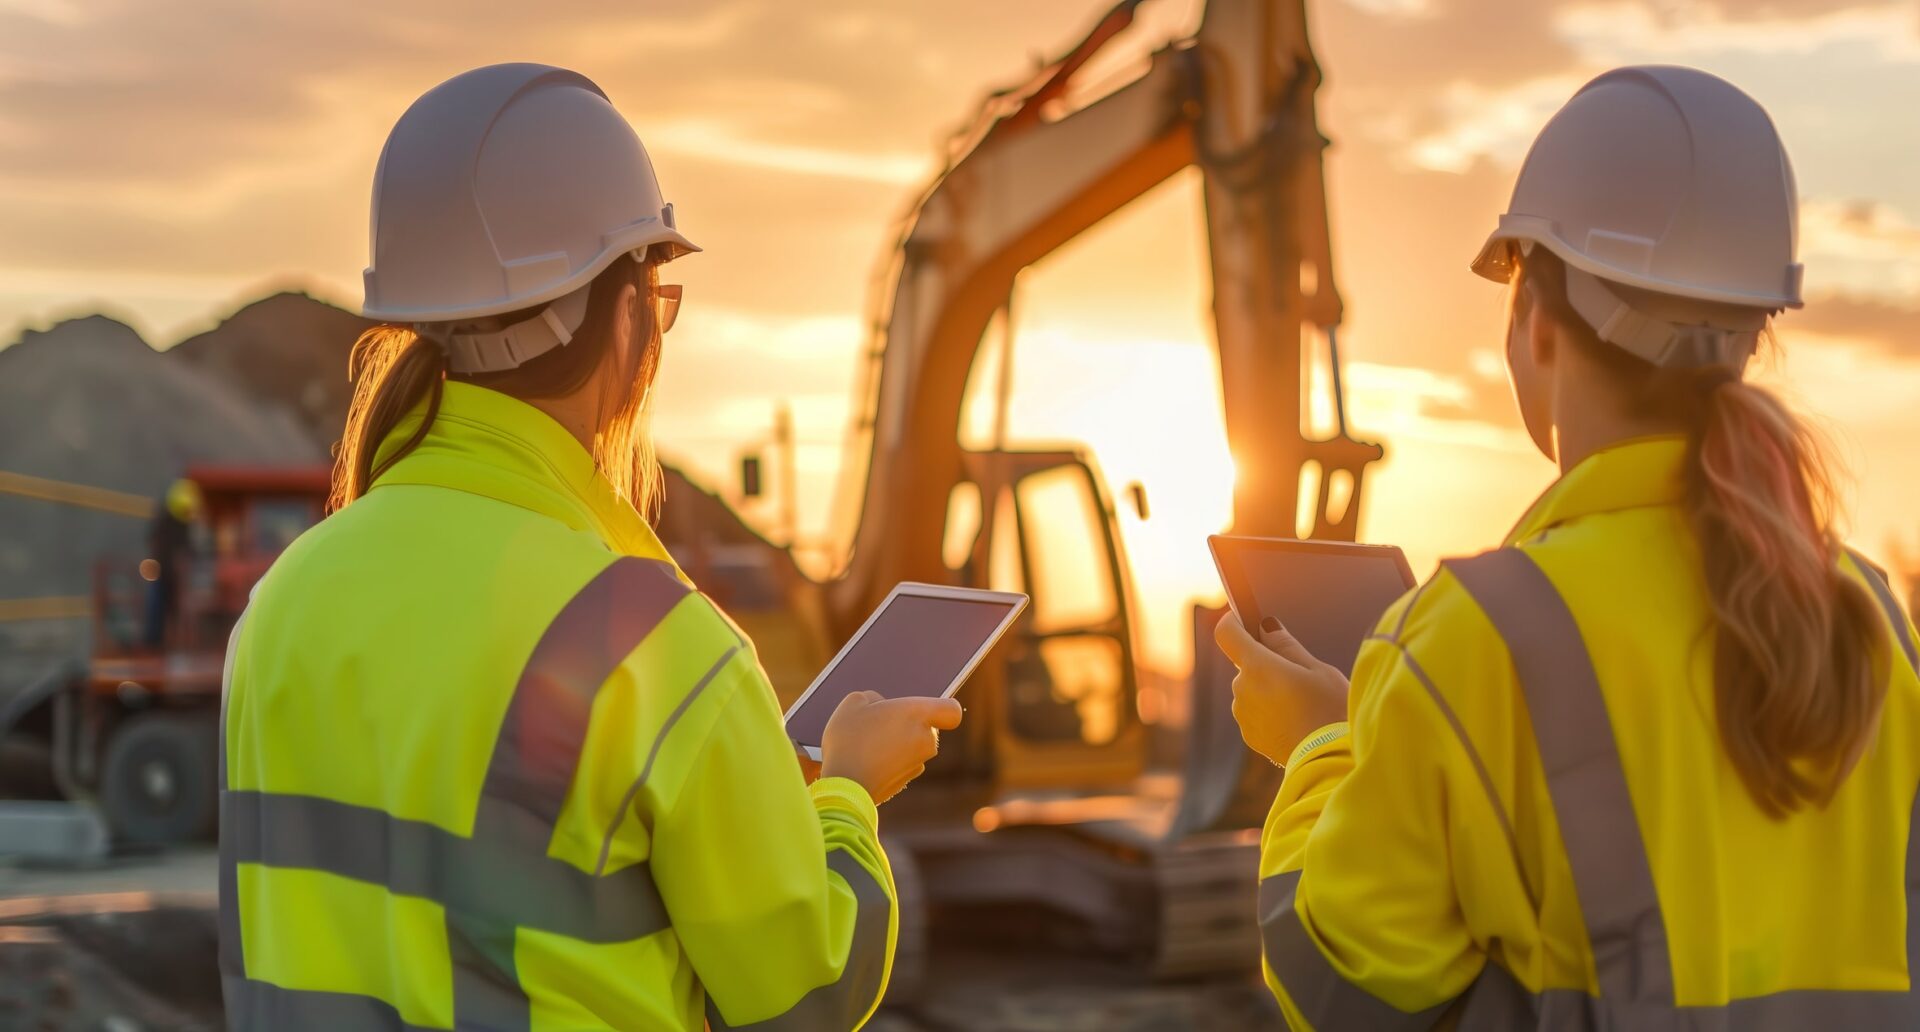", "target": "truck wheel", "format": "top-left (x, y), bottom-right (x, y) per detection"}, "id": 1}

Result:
top-left (100, 713), bottom-right (217, 844)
